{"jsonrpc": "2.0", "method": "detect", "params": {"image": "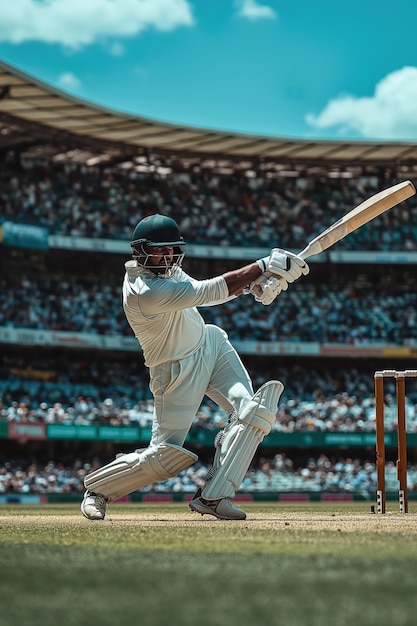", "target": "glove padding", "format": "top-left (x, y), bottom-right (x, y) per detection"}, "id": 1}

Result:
top-left (258, 248), bottom-right (309, 284)
top-left (249, 275), bottom-right (282, 306)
